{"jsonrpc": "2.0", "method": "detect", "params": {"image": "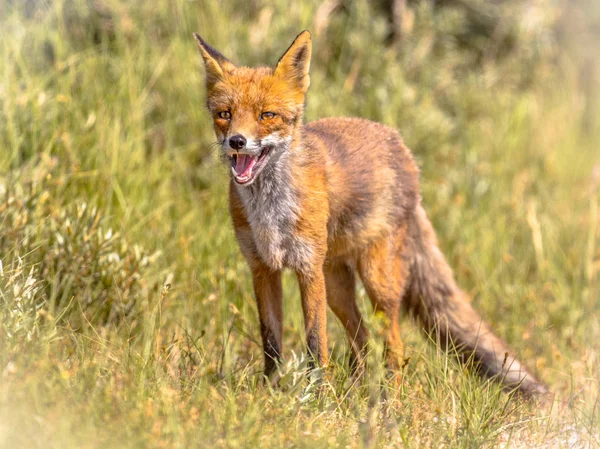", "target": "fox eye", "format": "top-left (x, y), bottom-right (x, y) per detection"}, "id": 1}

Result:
top-left (260, 111), bottom-right (276, 120)
top-left (217, 111), bottom-right (231, 120)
